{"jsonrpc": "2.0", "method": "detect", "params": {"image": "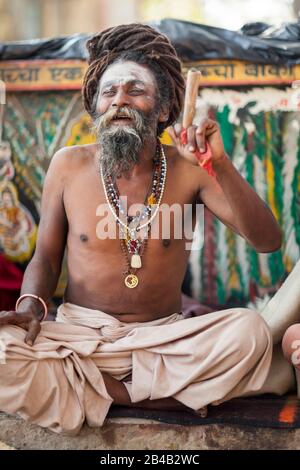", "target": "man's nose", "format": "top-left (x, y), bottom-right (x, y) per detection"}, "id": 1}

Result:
top-left (111, 90), bottom-right (130, 108)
